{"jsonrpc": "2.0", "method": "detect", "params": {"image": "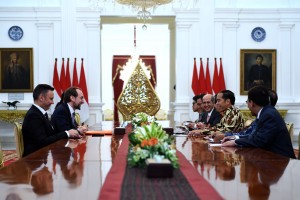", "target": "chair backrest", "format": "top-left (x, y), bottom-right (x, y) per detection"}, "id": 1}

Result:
top-left (298, 131), bottom-right (300, 159)
top-left (244, 119), bottom-right (254, 128)
top-left (285, 122), bottom-right (294, 142)
top-left (14, 122), bottom-right (24, 159)
top-left (103, 109), bottom-right (113, 121)
top-left (0, 138), bottom-right (3, 167)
